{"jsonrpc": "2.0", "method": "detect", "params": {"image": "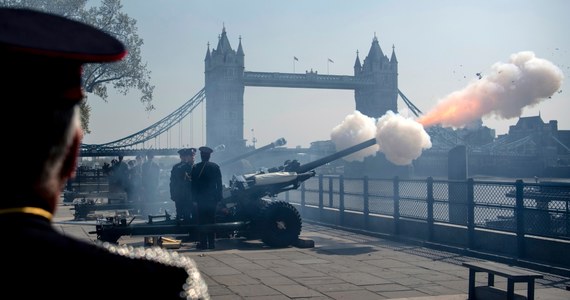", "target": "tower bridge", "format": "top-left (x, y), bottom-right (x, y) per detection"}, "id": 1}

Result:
top-left (204, 27), bottom-right (398, 154)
